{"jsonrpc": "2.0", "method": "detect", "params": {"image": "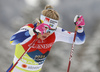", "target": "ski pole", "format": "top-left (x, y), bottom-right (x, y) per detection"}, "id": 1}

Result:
top-left (9, 34), bottom-right (41, 72)
top-left (67, 25), bottom-right (78, 72)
